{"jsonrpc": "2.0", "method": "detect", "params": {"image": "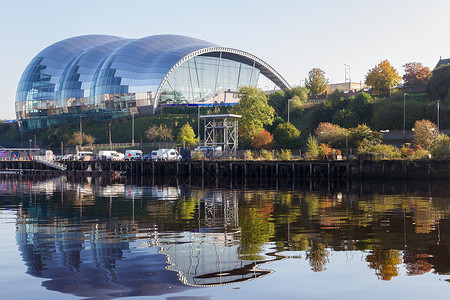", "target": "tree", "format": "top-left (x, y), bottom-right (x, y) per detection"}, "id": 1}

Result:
top-left (83, 134), bottom-right (95, 146)
top-left (158, 124), bottom-right (173, 141)
top-left (289, 95), bottom-right (305, 116)
top-left (251, 129), bottom-right (273, 149)
top-left (68, 131), bottom-right (83, 146)
top-left (273, 122), bottom-right (301, 149)
top-left (305, 134), bottom-right (319, 158)
top-left (231, 86), bottom-right (275, 139)
top-left (349, 124), bottom-right (382, 149)
top-left (427, 64), bottom-right (450, 101)
top-left (145, 125), bottom-right (159, 141)
top-left (365, 59), bottom-right (401, 94)
top-left (402, 62), bottom-right (431, 89)
top-left (315, 122), bottom-right (349, 148)
top-left (305, 68), bottom-right (329, 97)
top-left (177, 123), bottom-right (197, 146)
top-left (413, 119), bottom-right (439, 150)
top-left (68, 131), bottom-right (95, 146)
